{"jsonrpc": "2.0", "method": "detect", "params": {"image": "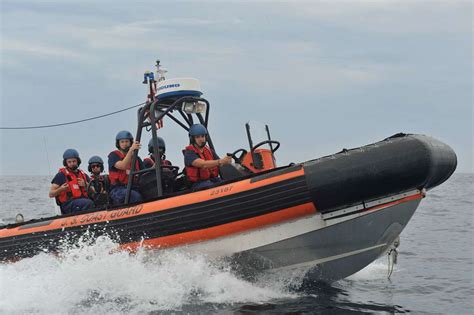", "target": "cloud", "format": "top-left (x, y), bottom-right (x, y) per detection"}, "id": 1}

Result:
top-left (283, 1), bottom-right (471, 35)
top-left (190, 39), bottom-right (388, 94)
top-left (2, 39), bottom-right (87, 60)
top-left (50, 20), bottom-right (242, 54)
top-left (126, 17), bottom-right (243, 28)
top-left (0, 1), bottom-right (471, 175)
